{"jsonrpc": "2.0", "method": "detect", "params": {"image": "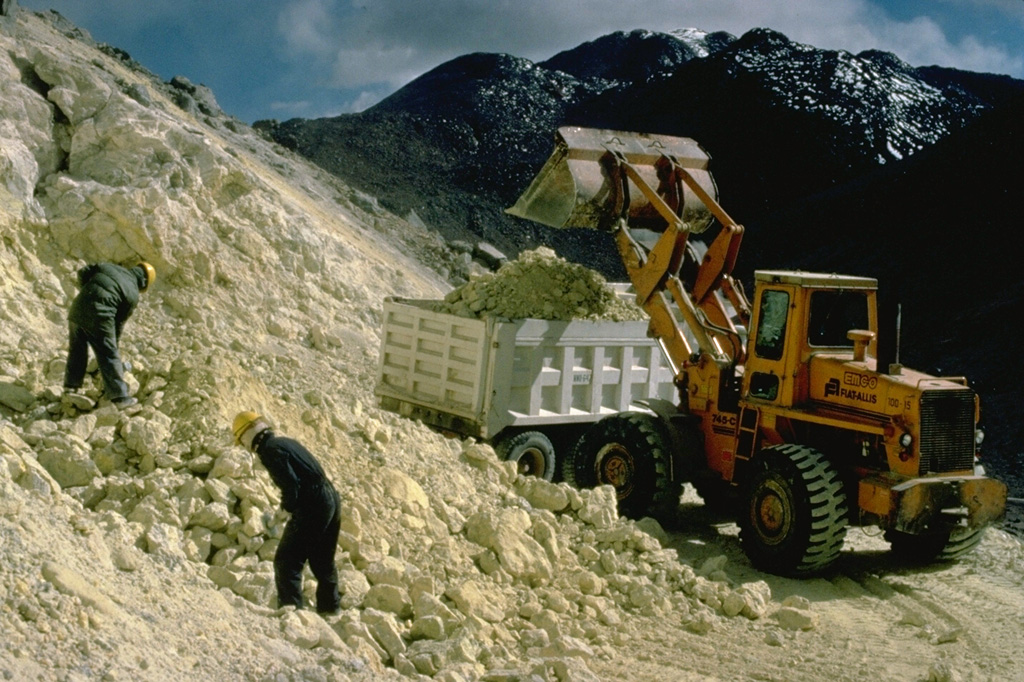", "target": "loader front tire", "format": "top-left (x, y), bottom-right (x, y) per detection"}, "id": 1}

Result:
top-left (495, 431), bottom-right (556, 481)
top-left (884, 527), bottom-right (985, 563)
top-left (884, 457), bottom-right (988, 563)
top-left (564, 412), bottom-right (681, 523)
top-left (739, 444), bottom-right (848, 576)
